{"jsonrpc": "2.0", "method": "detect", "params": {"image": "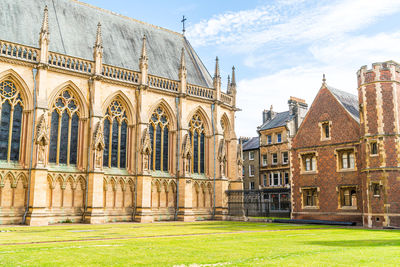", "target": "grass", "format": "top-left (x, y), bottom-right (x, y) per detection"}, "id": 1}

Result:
top-left (0, 221), bottom-right (399, 266)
